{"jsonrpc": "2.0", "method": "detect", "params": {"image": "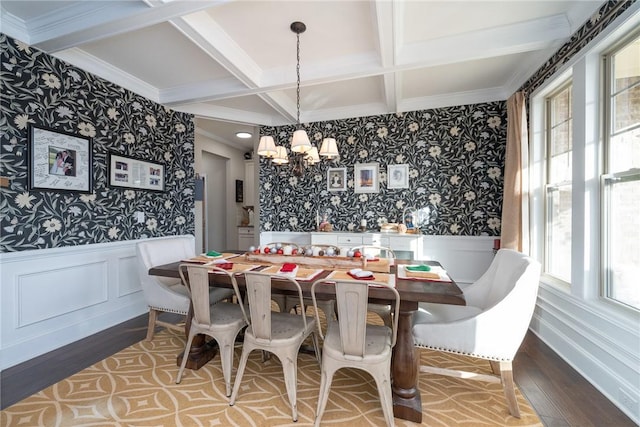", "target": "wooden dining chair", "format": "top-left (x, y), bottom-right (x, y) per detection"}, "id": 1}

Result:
top-left (229, 271), bottom-right (320, 422)
top-left (350, 245), bottom-right (396, 328)
top-left (176, 264), bottom-right (247, 396)
top-left (311, 277), bottom-right (400, 427)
